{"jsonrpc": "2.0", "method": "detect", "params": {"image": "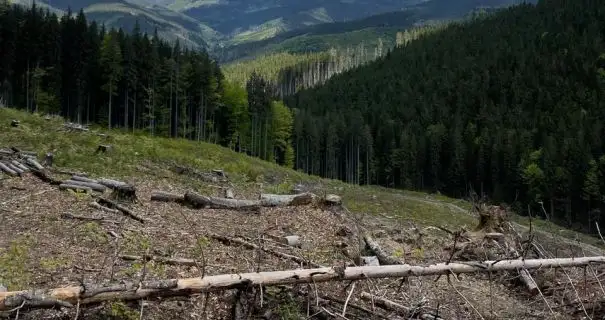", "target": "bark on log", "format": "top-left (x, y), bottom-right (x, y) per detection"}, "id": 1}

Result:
top-left (119, 254), bottom-right (200, 267)
top-left (6, 163), bottom-right (23, 175)
top-left (96, 198), bottom-right (145, 223)
top-left (97, 178), bottom-right (128, 189)
top-left (364, 235), bottom-right (403, 265)
top-left (209, 233), bottom-right (323, 268)
top-left (360, 292), bottom-right (441, 320)
top-left (25, 158), bottom-right (44, 170)
top-left (259, 193), bottom-right (316, 207)
top-left (11, 161), bottom-right (29, 172)
top-left (0, 162), bottom-right (17, 176)
top-left (59, 184), bottom-right (92, 193)
top-left (150, 191), bottom-right (184, 203)
top-left (2, 256), bottom-right (604, 311)
top-left (184, 191), bottom-right (261, 212)
top-left (71, 175), bottom-right (98, 183)
top-left (281, 235), bottom-right (301, 247)
top-left (63, 180), bottom-right (106, 192)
